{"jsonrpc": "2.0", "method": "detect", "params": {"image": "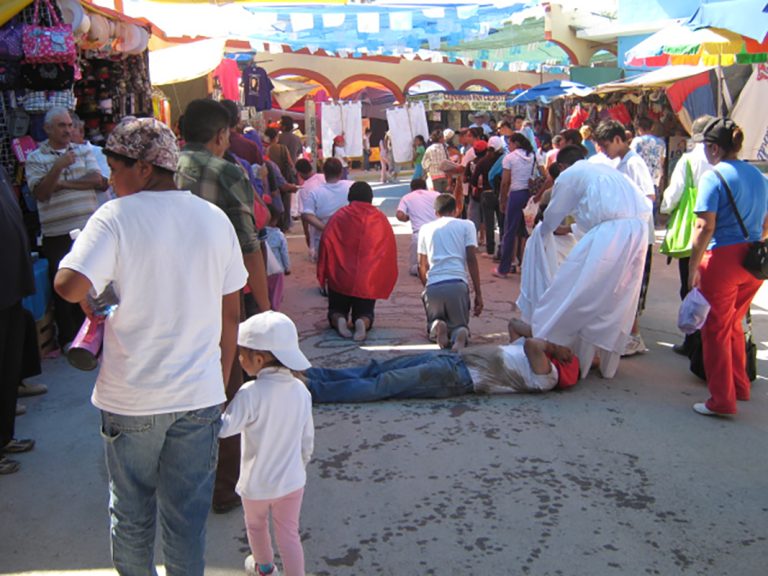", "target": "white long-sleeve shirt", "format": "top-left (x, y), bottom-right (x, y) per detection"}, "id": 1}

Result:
top-left (220, 368), bottom-right (314, 500)
top-left (660, 144), bottom-right (711, 215)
